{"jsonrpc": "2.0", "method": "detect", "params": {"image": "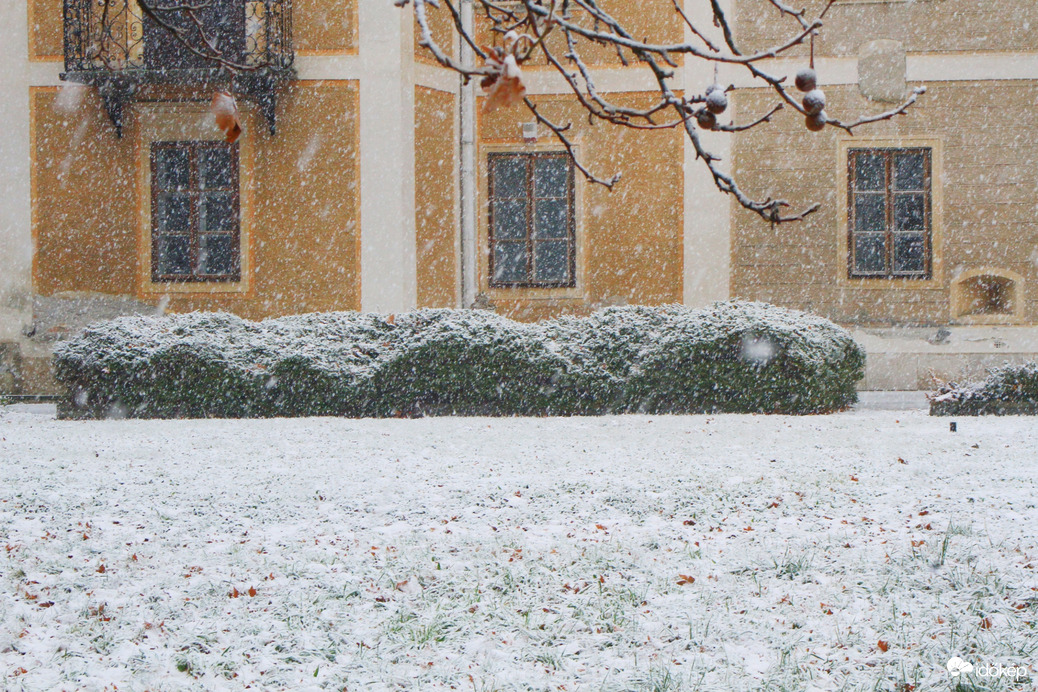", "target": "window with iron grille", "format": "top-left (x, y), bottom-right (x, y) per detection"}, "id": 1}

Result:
top-left (143, 1), bottom-right (247, 69)
top-left (151, 141), bottom-right (241, 282)
top-left (488, 152), bottom-right (575, 288)
top-left (848, 148), bottom-right (932, 279)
